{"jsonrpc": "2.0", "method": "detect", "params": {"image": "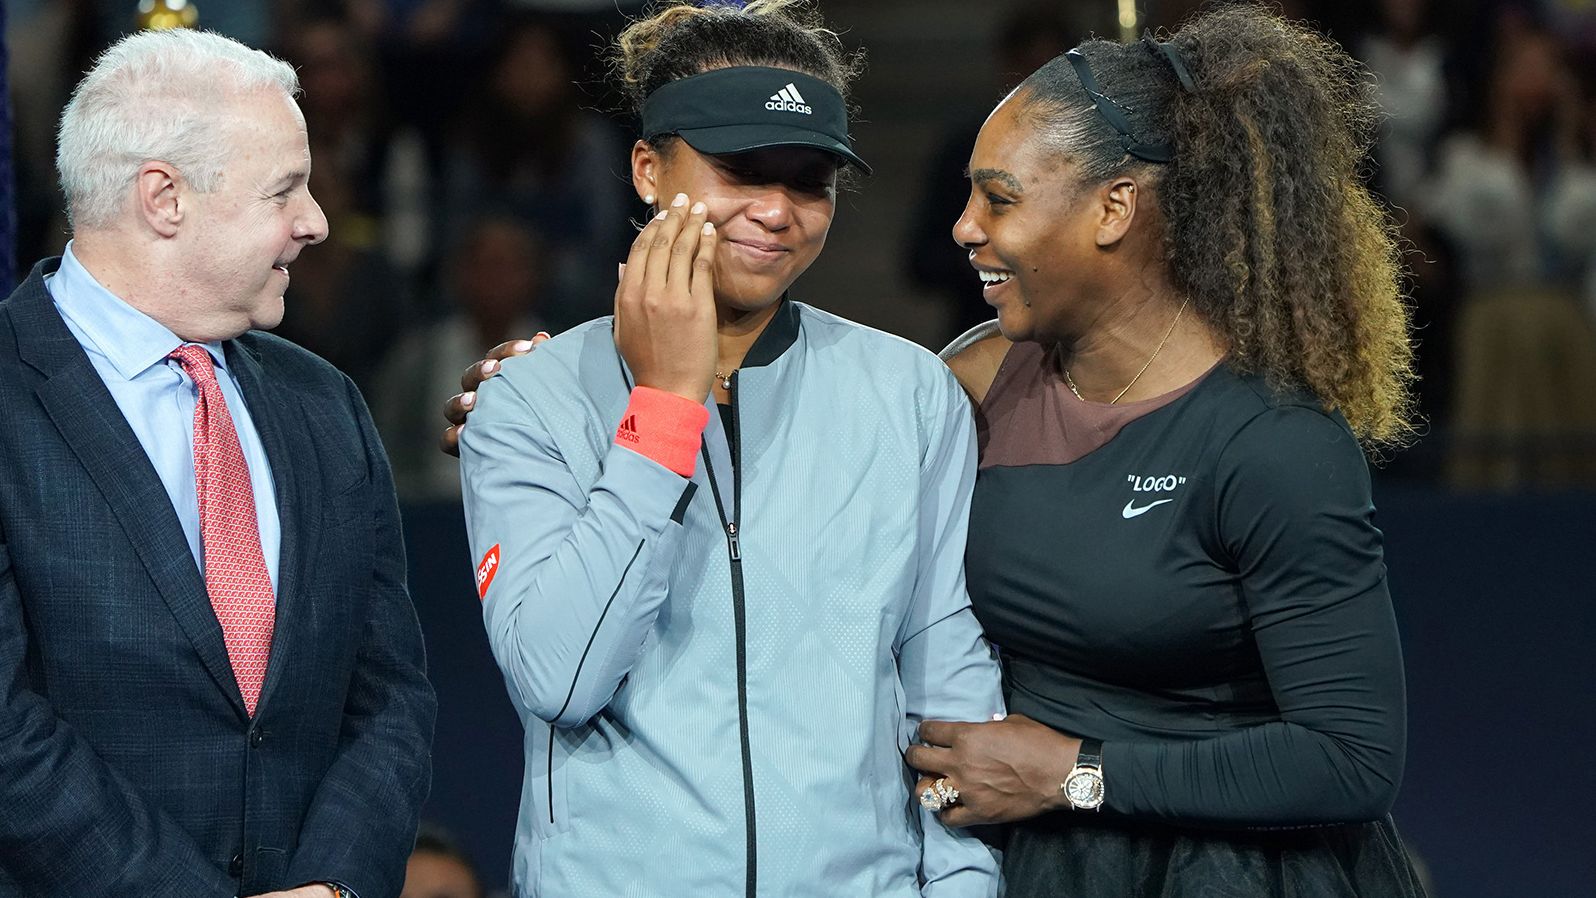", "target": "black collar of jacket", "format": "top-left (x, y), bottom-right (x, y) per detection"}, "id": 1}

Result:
top-left (739, 295), bottom-right (800, 370)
